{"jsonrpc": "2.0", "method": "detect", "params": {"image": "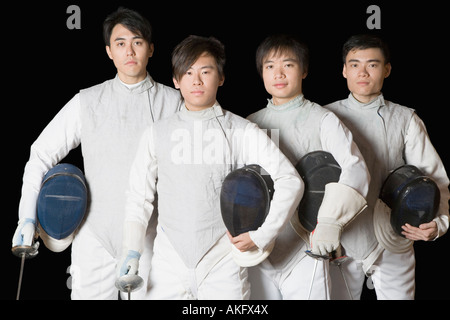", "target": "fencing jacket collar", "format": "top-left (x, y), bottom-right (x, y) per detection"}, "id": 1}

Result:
top-left (179, 101), bottom-right (224, 121)
top-left (267, 94), bottom-right (306, 112)
top-left (113, 73), bottom-right (155, 95)
top-left (347, 93), bottom-right (386, 110)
